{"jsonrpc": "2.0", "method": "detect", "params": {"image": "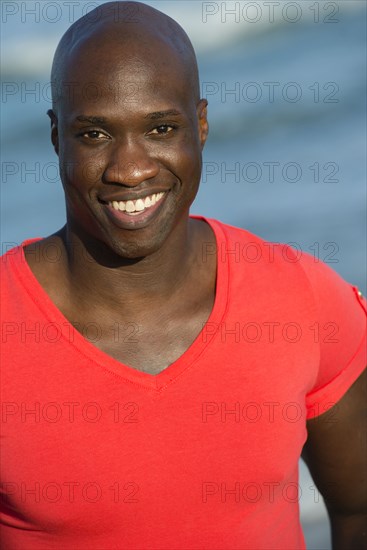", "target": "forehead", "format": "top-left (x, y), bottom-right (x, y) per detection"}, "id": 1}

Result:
top-left (57, 29), bottom-right (194, 115)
